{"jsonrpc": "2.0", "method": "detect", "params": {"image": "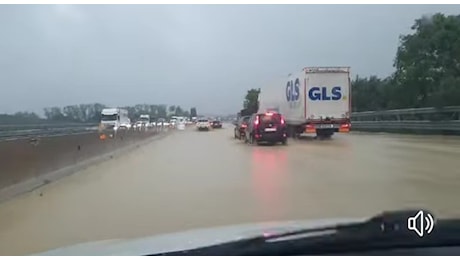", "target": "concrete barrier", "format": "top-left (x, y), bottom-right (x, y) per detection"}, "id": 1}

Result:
top-left (0, 128), bottom-right (167, 193)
